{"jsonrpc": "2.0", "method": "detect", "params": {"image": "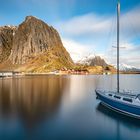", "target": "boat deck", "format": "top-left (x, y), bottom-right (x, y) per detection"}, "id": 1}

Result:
top-left (96, 89), bottom-right (140, 106)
